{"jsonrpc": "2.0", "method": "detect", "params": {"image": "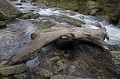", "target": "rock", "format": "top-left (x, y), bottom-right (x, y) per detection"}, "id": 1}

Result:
top-left (50, 75), bottom-right (93, 79)
top-left (110, 51), bottom-right (120, 64)
top-left (87, 1), bottom-right (98, 9)
top-left (30, 68), bottom-right (53, 78)
top-left (108, 44), bottom-right (120, 51)
top-left (15, 3), bottom-right (22, 5)
top-left (56, 60), bottom-right (66, 72)
top-left (0, 61), bottom-right (8, 68)
top-left (36, 0), bottom-right (48, 6)
top-left (0, 0), bottom-right (22, 20)
top-left (14, 72), bottom-right (29, 79)
top-left (52, 49), bottom-right (65, 56)
top-left (61, 17), bottom-right (82, 27)
top-left (109, 17), bottom-right (119, 25)
top-left (89, 9), bottom-right (98, 15)
top-left (0, 77), bottom-right (9, 79)
top-left (20, 11), bottom-right (34, 19)
top-left (32, 20), bottom-right (55, 30)
top-left (0, 64), bottom-right (28, 76)
top-left (53, 24), bottom-right (68, 28)
top-left (0, 21), bottom-right (7, 29)
top-left (87, 1), bottom-right (99, 15)
top-left (32, 13), bottom-right (40, 19)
